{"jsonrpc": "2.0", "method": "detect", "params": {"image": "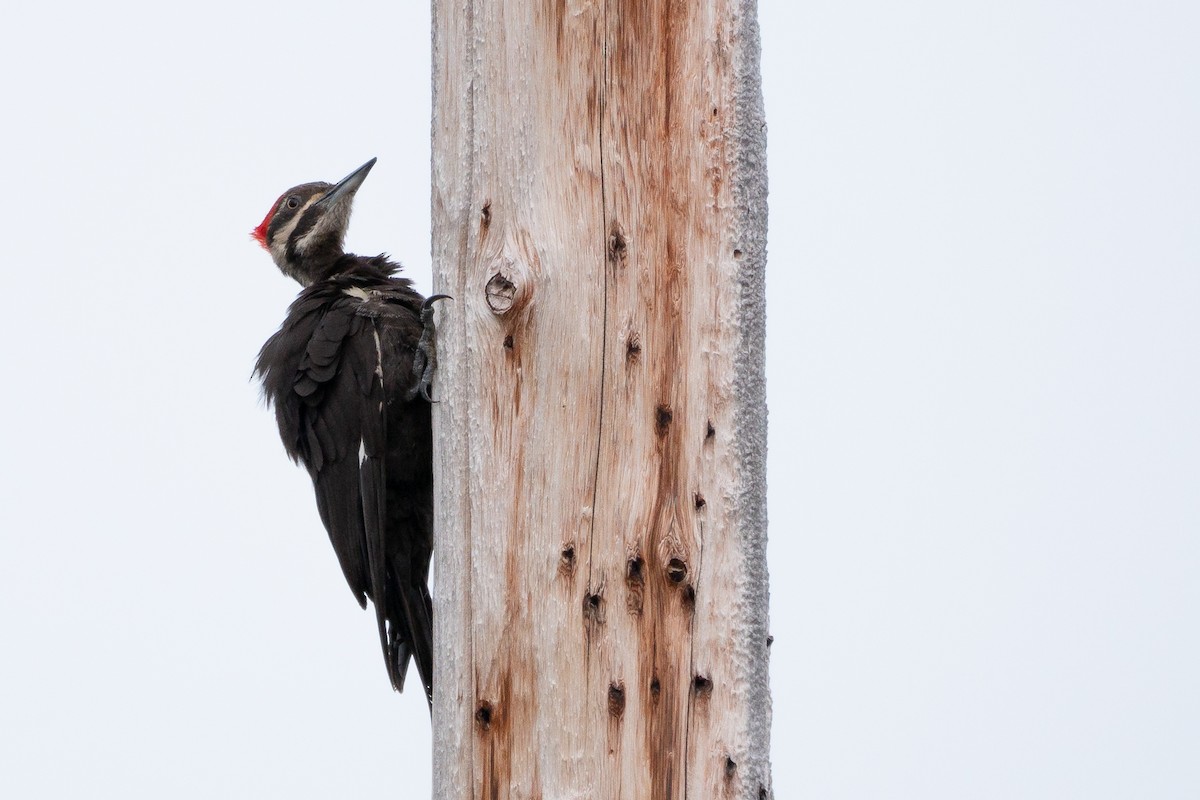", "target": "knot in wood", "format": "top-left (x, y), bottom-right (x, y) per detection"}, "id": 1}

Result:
top-left (485, 272), bottom-right (517, 314)
top-left (480, 232), bottom-right (539, 318)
